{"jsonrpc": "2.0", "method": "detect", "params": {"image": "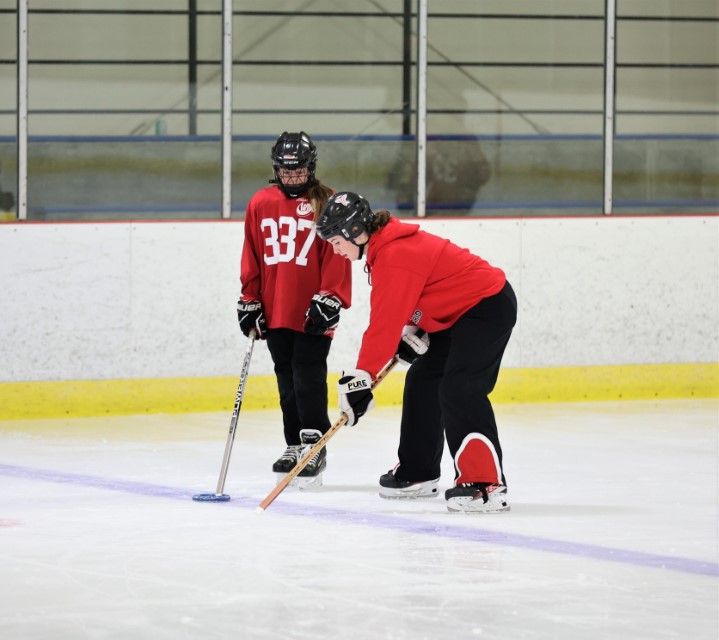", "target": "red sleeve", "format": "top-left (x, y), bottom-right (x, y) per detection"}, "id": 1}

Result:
top-left (356, 265), bottom-right (425, 378)
top-left (240, 199), bottom-right (262, 301)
